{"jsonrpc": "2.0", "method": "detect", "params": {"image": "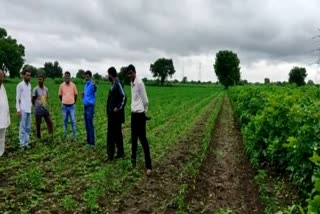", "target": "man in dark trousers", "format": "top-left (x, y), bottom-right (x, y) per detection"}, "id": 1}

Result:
top-left (127, 64), bottom-right (152, 176)
top-left (106, 67), bottom-right (125, 161)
